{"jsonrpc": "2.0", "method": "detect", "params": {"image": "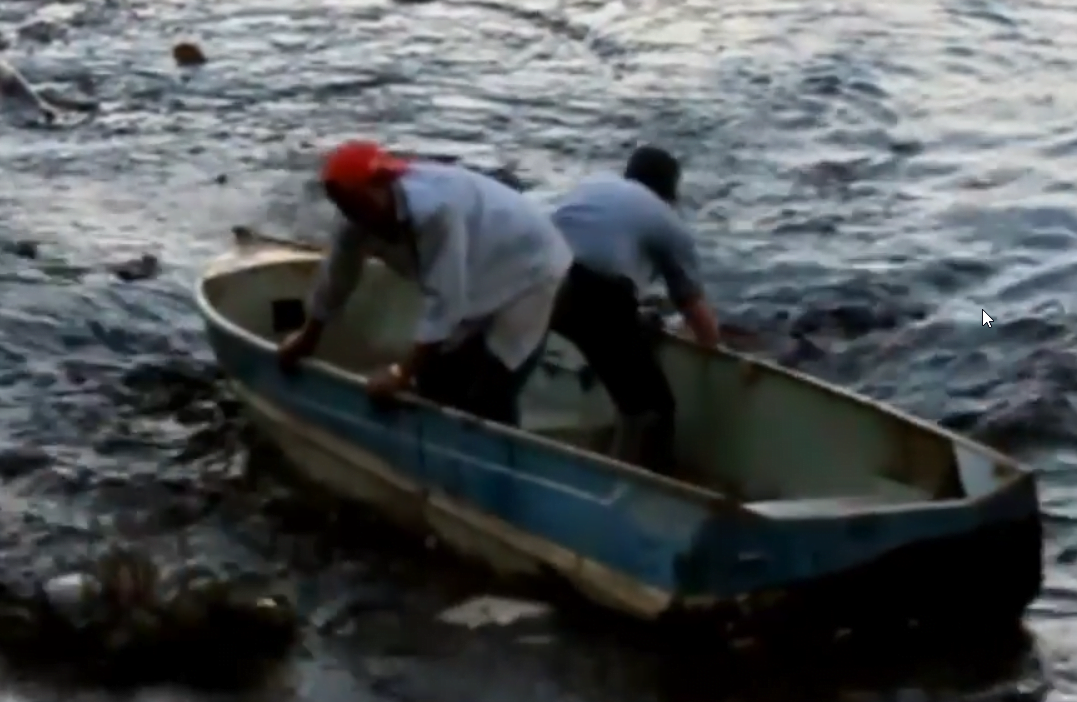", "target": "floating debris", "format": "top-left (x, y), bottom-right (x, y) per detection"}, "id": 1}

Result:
top-left (0, 544), bottom-right (299, 687)
top-left (109, 253), bottom-right (161, 282)
top-left (172, 42), bottom-right (207, 67)
top-left (437, 595), bottom-right (551, 629)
